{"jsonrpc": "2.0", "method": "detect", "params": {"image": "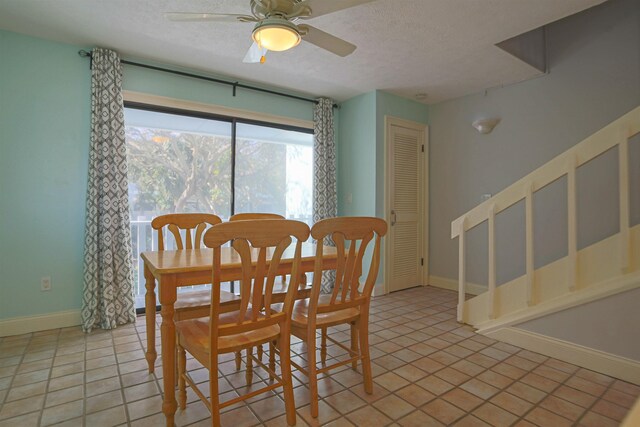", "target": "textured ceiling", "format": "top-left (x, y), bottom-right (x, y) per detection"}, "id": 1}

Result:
top-left (0, 0), bottom-right (606, 104)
